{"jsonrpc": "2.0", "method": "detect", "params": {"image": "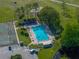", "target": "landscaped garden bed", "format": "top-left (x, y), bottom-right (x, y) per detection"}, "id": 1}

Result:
top-left (17, 28), bottom-right (31, 46)
top-left (11, 54), bottom-right (22, 59)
